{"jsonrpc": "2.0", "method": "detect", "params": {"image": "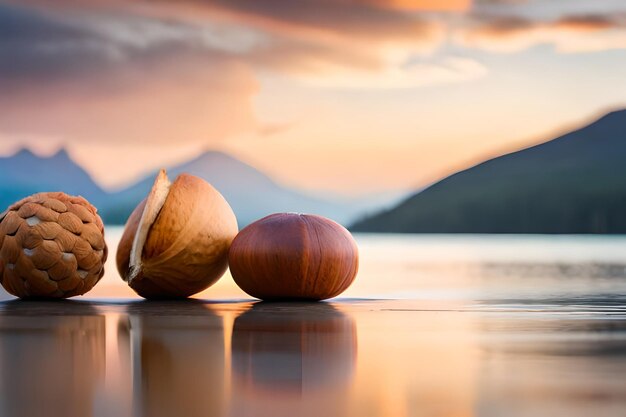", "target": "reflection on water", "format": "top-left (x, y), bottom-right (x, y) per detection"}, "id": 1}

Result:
top-left (0, 235), bottom-right (625, 416)
top-left (0, 301), bottom-right (105, 417)
top-left (0, 298), bottom-right (624, 417)
top-left (126, 301), bottom-right (225, 417)
top-left (476, 313), bottom-right (626, 417)
top-left (231, 302), bottom-right (356, 417)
